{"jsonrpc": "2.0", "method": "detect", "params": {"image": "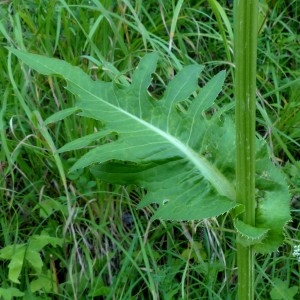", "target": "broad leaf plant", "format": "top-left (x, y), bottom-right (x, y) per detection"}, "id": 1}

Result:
top-left (9, 48), bottom-right (290, 254)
